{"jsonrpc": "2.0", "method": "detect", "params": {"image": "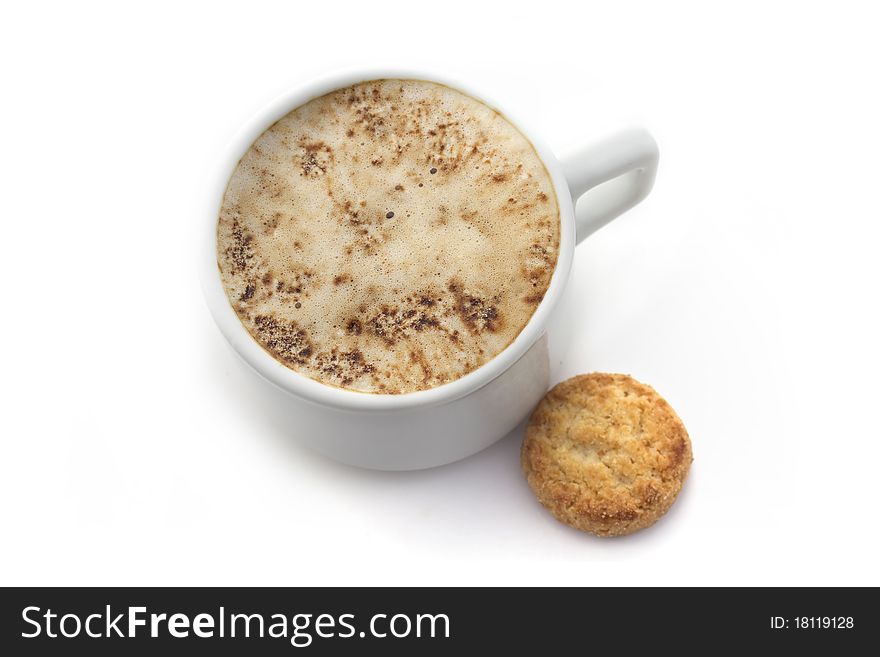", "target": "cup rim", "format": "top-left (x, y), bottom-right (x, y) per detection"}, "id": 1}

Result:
top-left (201, 66), bottom-right (575, 412)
